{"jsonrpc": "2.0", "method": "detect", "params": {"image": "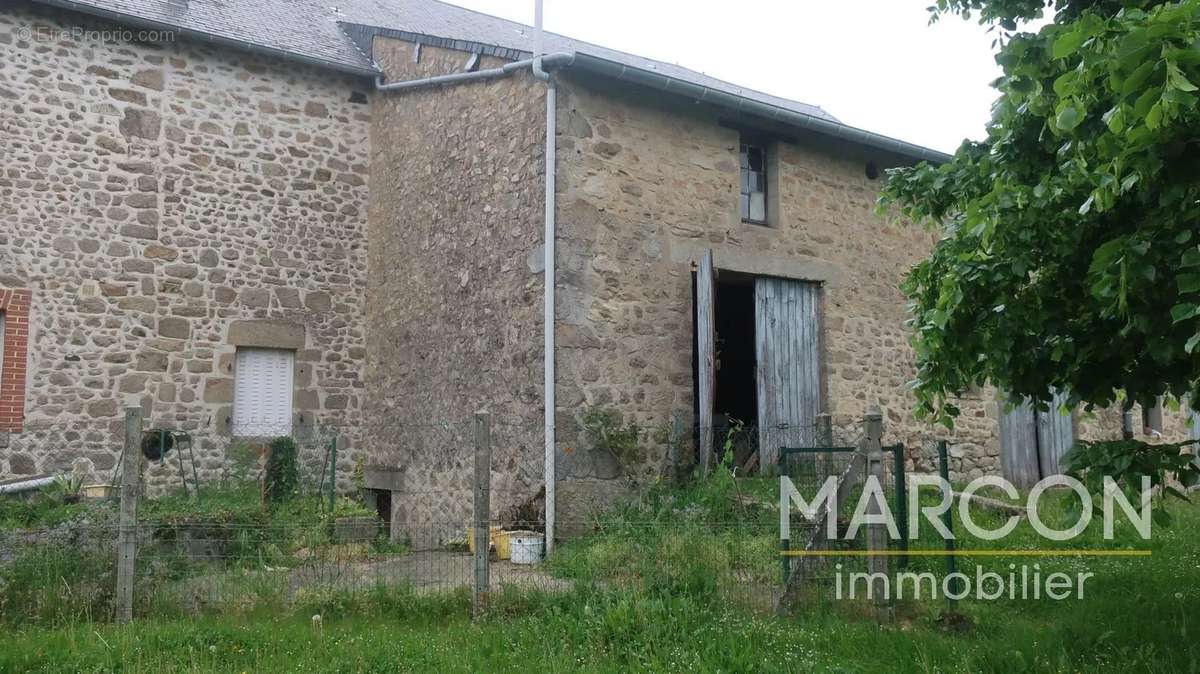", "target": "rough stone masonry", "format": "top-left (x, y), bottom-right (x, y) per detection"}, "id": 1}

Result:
top-left (2, 2), bottom-right (1194, 532)
top-left (0, 3), bottom-right (369, 488)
